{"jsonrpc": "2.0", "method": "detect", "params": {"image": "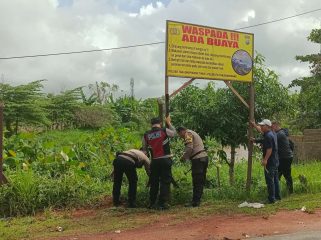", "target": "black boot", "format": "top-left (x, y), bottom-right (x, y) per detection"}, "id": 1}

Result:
top-left (185, 201), bottom-right (200, 207)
